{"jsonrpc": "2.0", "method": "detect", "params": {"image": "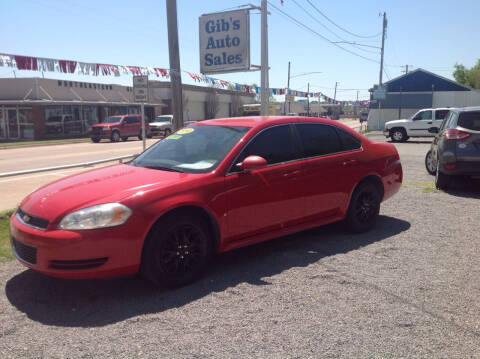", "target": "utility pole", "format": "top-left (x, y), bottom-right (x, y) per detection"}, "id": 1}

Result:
top-left (333, 82), bottom-right (338, 101)
top-left (166, 0), bottom-right (184, 130)
top-left (260, 0), bottom-right (269, 116)
top-left (379, 12), bottom-right (387, 86)
top-left (285, 61), bottom-right (291, 114)
top-left (307, 82), bottom-right (310, 116)
top-left (356, 90), bottom-right (359, 119)
top-left (377, 12), bottom-right (387, 130)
